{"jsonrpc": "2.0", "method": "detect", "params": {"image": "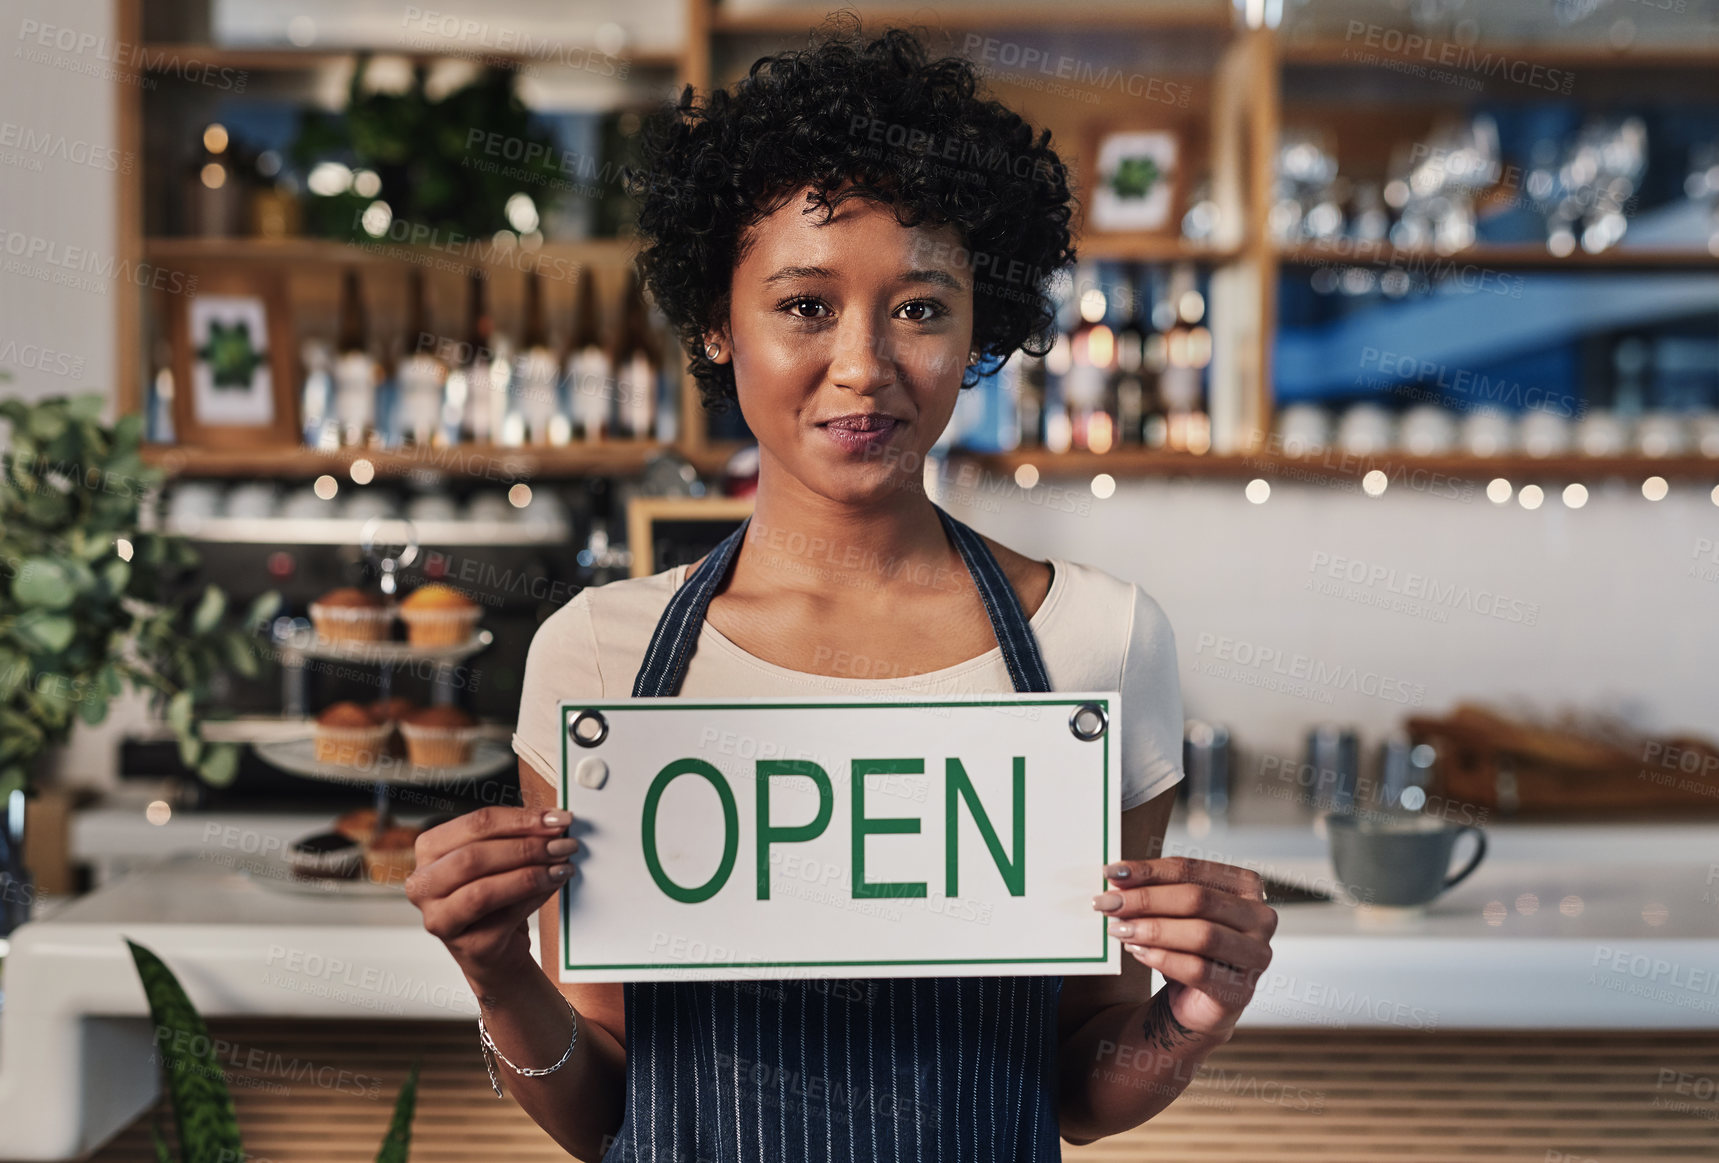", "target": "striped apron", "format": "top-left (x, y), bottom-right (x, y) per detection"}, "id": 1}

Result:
top-left (604, 501), bottom-right (1062, 1163)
